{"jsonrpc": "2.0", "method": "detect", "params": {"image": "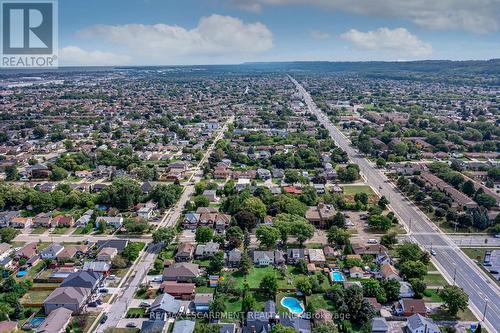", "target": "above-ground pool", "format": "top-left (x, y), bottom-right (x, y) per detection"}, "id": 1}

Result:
top-left (281, 297), bottom-right (305, 315)
top-left (16, 270), bottom-right (27, 277)
top-left (330, 270), bottom-right (345, 282)
top-left (30, 317), bottom-right (45, 328)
